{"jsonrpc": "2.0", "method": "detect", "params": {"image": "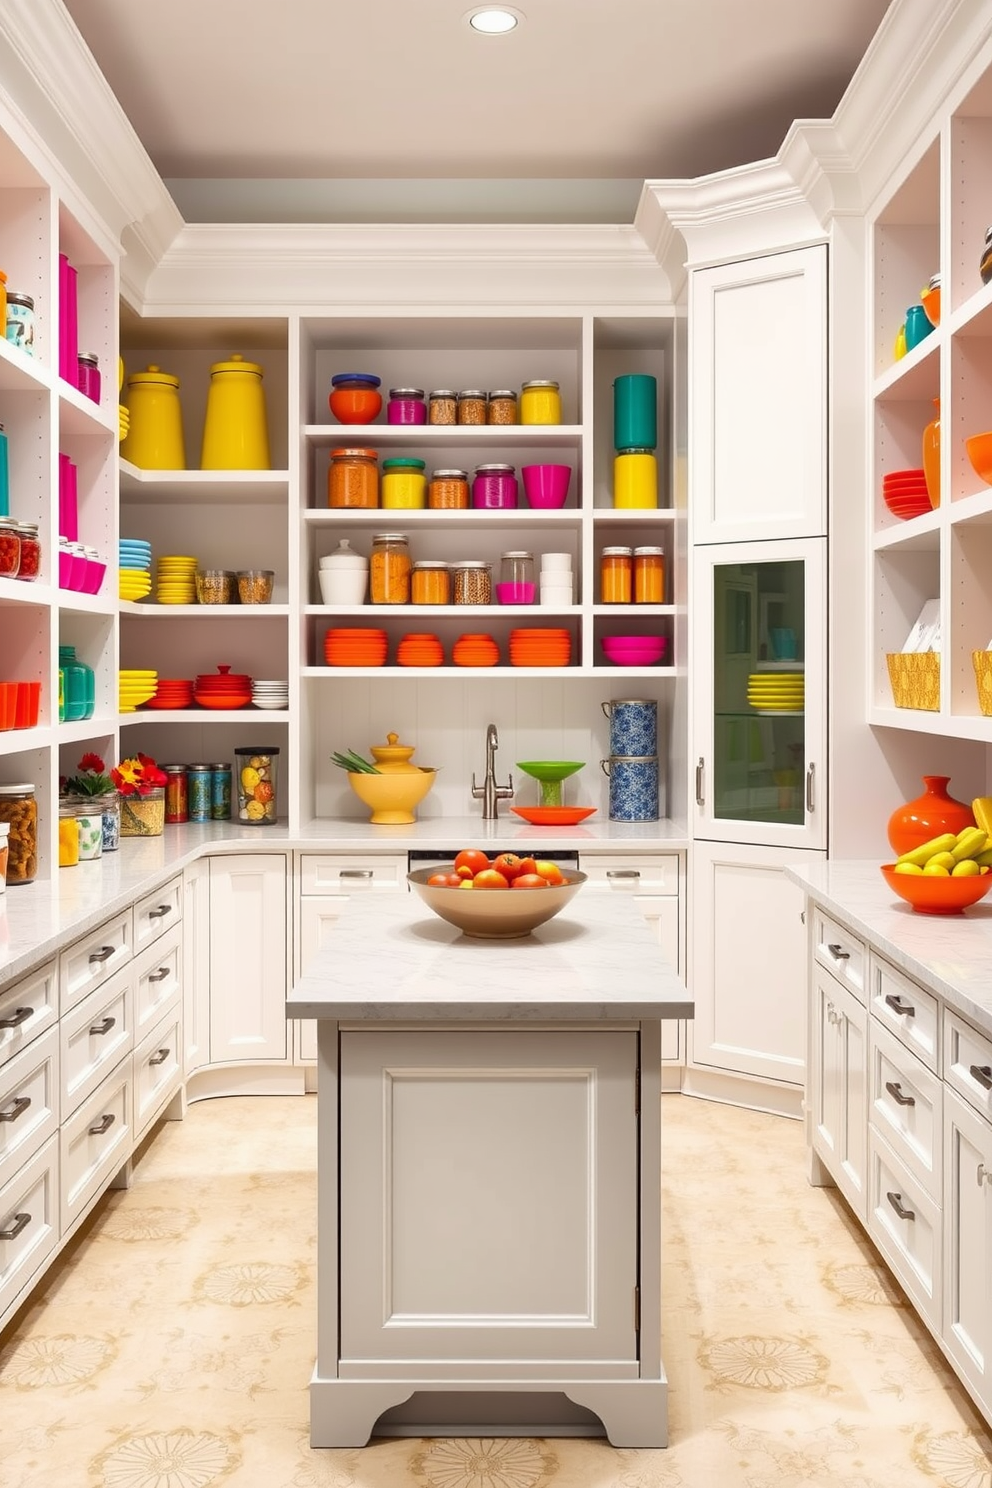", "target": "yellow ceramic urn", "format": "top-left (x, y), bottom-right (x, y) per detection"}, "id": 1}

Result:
top-left (200, 353), bottom-right (271, 470)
